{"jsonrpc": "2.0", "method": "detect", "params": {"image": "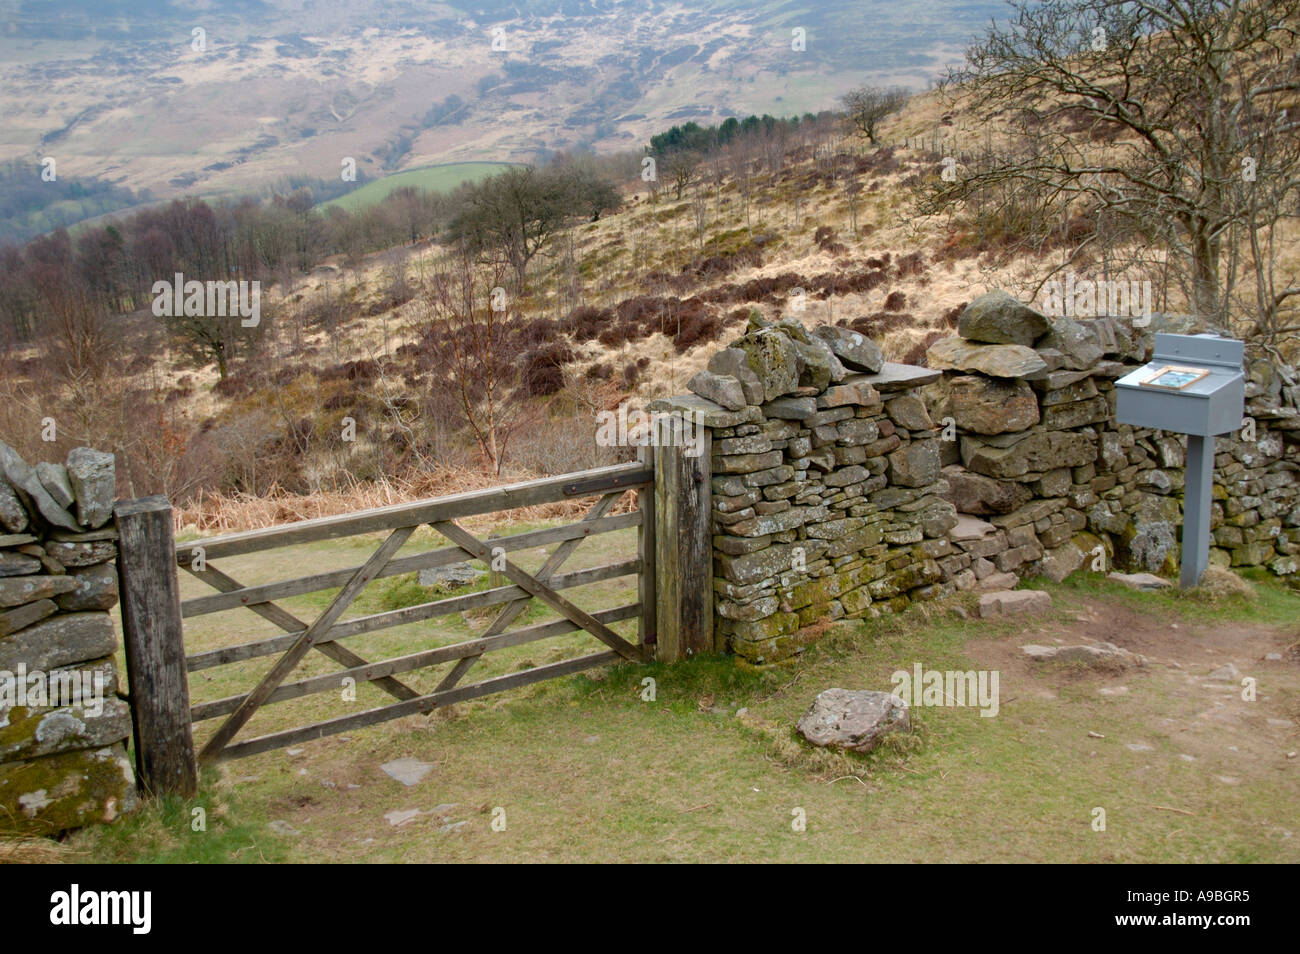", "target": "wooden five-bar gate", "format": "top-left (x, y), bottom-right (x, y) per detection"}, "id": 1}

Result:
top-left (114, 435), bottom-right (712, 797)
